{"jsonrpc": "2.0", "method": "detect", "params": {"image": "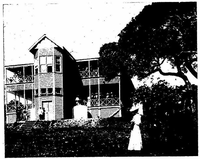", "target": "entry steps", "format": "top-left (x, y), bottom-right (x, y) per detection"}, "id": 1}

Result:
top-left (20, 121), bottom-right (36, 131)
